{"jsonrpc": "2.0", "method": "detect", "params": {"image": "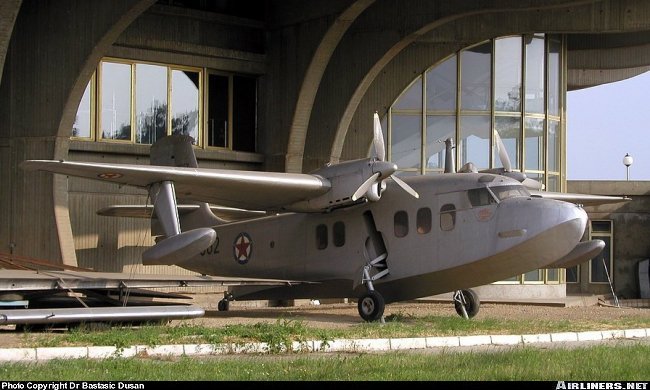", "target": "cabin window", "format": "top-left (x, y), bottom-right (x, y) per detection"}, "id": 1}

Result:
top-left (333, 221), bottom-right (345, 247)
top-left (468, 188), bottom-right (497, 207)
top-left (394, 211), bottom-right (409, 238)
top-left (316, 224), bottom-right (328, 250)
top-left (417, 208), bottom-right (432, 234)
top-left (440, 204), bottom-right (456, 231)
